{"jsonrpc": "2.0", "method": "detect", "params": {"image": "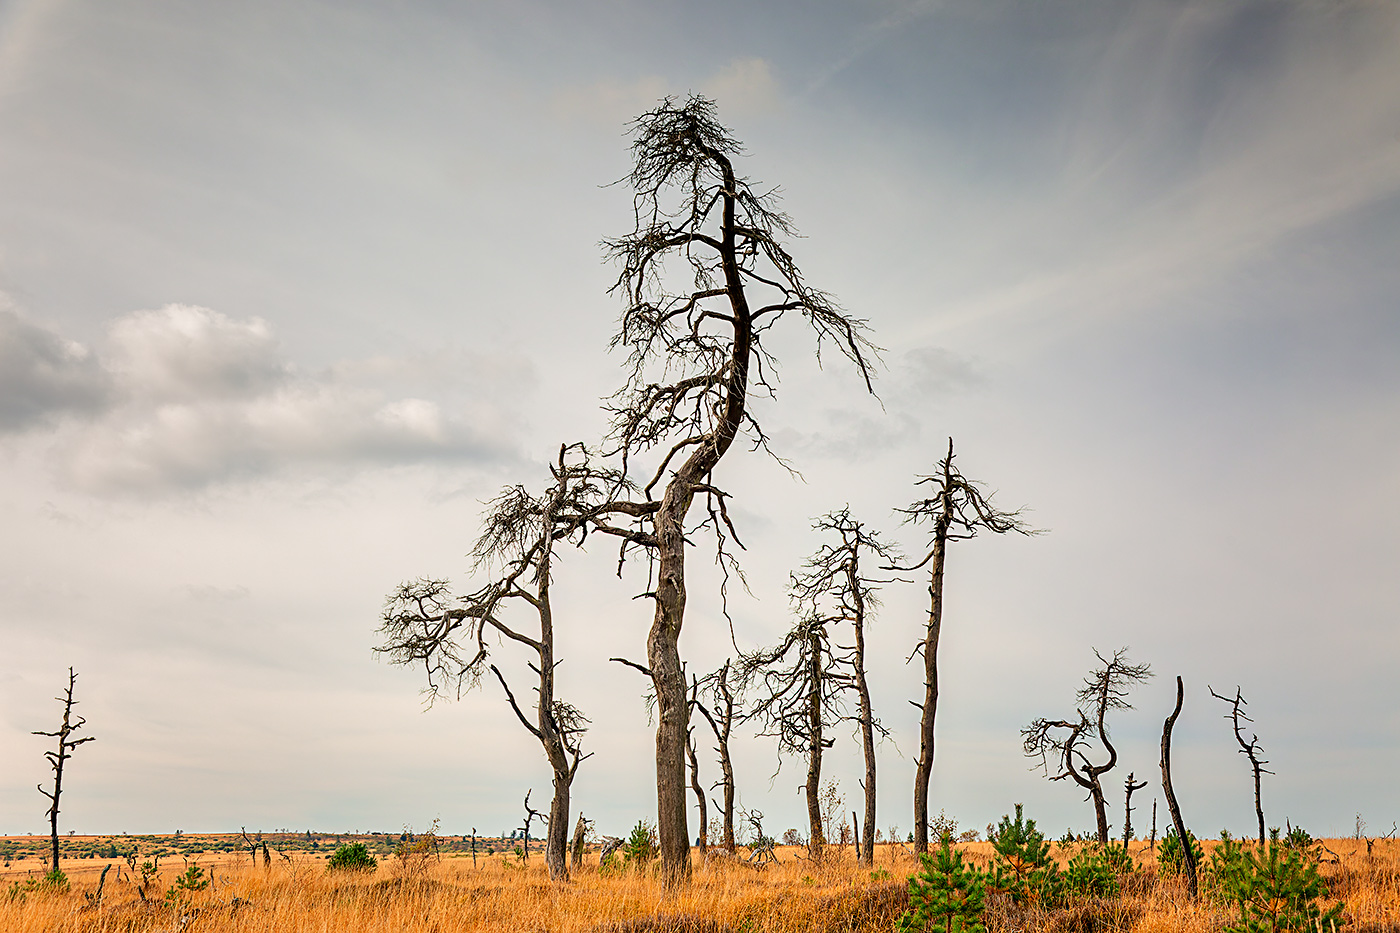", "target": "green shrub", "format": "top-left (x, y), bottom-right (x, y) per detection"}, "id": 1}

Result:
top-left (1064, 845), bottom-right (1120, 898)
top-left (897, 838), bottom-right (987, 933)
top-left (327, 842), bottom-right (377, 872)
top-left (1158, 827), bottom-right (1203, 876)
top-left (986, 804), bottom-right (1062, 906)
top-left (164, 864), bottom-right (209, 905)
top-left (1215, 830), bottom-right (1343, 933)
top-left (623, 821), bottom-right (657, 868)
